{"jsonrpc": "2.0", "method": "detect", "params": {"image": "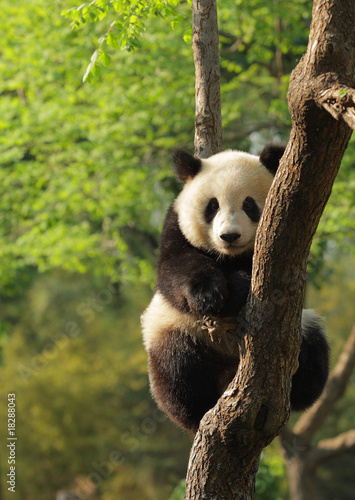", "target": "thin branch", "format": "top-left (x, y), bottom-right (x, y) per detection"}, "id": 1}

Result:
top-left (308, 429), bottom-right (355, 466)
top-left (293, 325), bottom-right (355, 441)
